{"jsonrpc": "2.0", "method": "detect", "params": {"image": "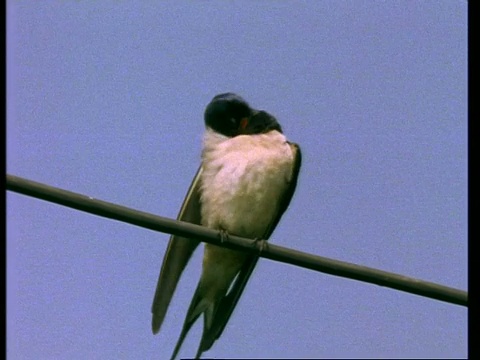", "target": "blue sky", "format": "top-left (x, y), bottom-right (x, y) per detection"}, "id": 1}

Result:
top-left (7, 1), bottom-right (467, 359)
